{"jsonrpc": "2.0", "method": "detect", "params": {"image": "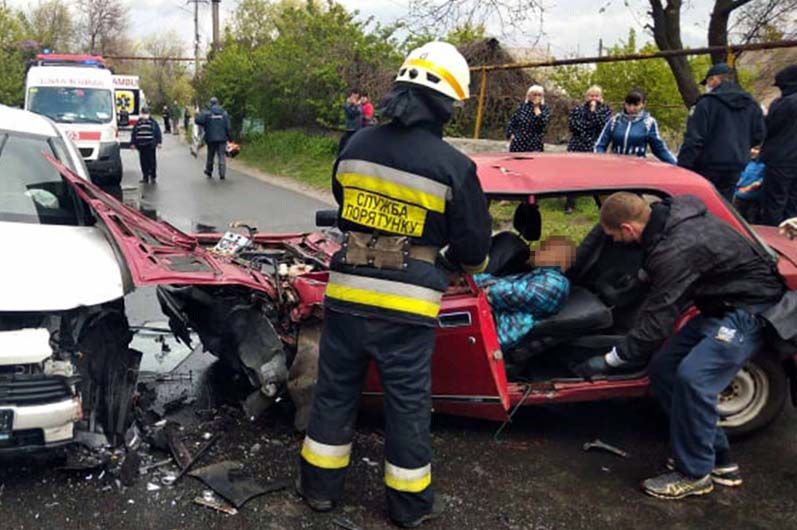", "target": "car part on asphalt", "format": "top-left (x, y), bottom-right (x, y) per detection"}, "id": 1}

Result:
top-left (333, 517), bottom-right (368, 530)
top-left (189, 460), bottom-right (290, 508)
top-left (174, 432), bottom-right (221, 482)
top-left (193, 494), bottom-right (239, 515)
top-left (582, 439), bottom-right (629, 458)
